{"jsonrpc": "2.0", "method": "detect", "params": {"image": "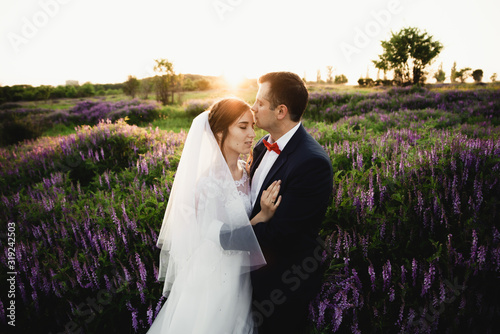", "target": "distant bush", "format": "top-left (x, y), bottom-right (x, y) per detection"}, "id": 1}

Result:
top-left (358, 78), bottom-right (374, 87)
top-left (194, 78), bottom-right (211, 91)
top-left (334, 74), bottom-right (348, 84)
top-left (184, 99), bottom-right (213, 117)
